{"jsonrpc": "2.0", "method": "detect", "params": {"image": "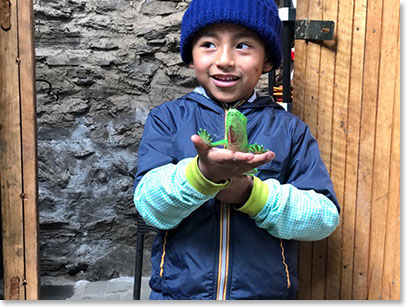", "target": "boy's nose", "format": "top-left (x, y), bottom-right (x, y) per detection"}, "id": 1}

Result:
top-left (215, 47), bottom-right (235, 69)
